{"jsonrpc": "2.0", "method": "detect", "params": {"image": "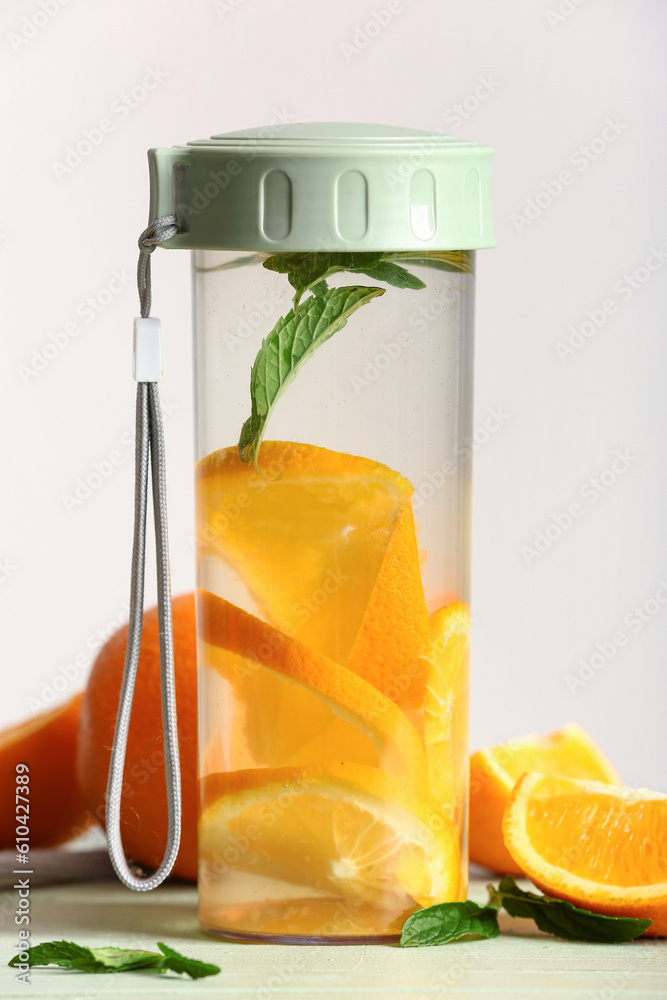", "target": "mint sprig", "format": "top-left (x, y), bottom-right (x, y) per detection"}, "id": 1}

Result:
top-left (263, 249), bottom-right (472, 307)
top-left (400, 877), bottom-right (651, 947)
top-left (238, 250), bottom-right (472, 463)
top-left (8, 939), bottom-right (220, 979)
top-left (263, 251), bottom-right (425, 308)
top-left (239, 284), bottom-right (384, 465)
